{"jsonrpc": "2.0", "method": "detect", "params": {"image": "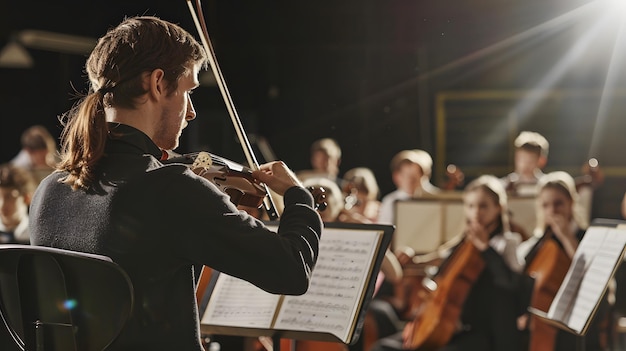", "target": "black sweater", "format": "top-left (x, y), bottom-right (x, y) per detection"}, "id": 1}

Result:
top-left (29, 124), bottom-right (323, 350)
